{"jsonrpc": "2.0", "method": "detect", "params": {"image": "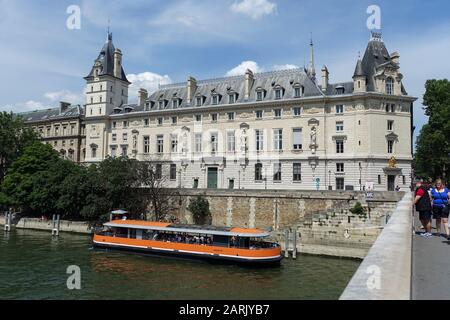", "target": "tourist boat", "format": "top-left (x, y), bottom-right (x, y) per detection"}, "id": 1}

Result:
top-left (93, 216), bottom-right (283, 265)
